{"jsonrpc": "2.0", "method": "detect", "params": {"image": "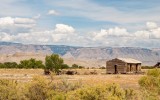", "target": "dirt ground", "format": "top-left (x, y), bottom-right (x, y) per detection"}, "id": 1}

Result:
top-left (0, 69), bottom-right (146, 89)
